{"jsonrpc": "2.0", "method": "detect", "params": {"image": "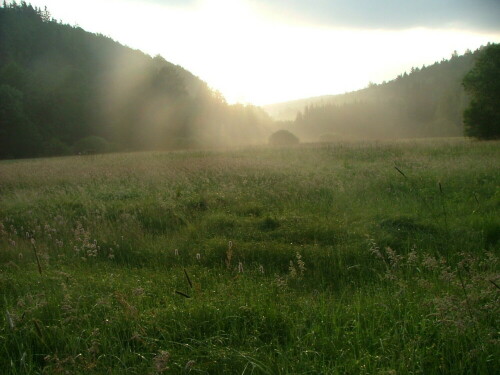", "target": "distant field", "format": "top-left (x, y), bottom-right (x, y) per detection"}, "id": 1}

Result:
top-left (1, 139), bottom-right (499, 374)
